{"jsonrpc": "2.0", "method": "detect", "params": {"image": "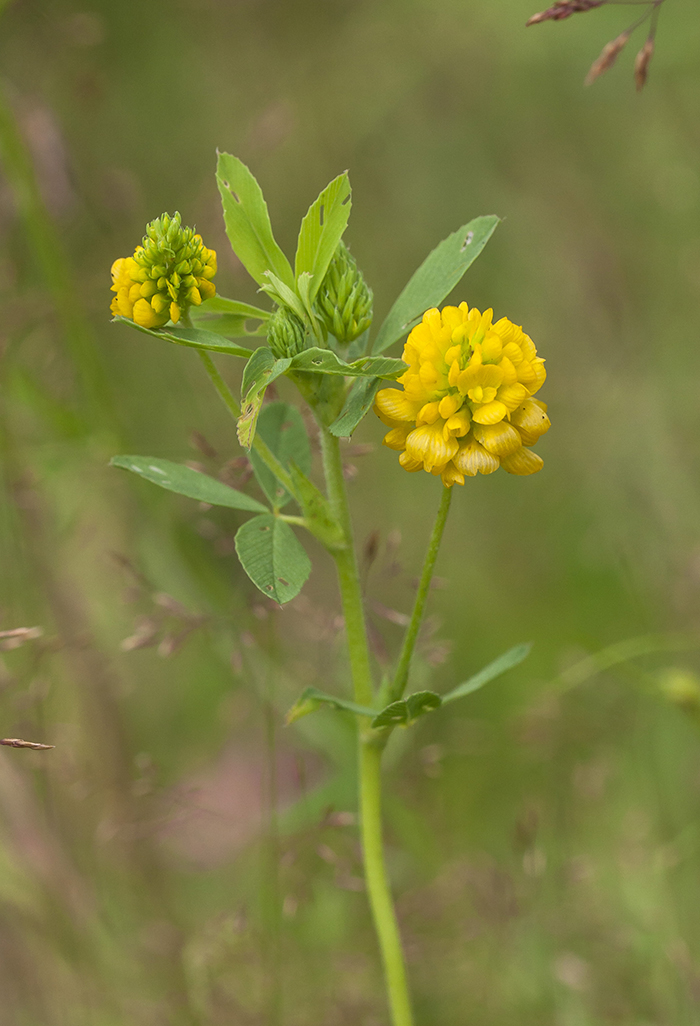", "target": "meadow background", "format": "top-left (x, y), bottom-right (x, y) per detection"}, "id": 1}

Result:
top-left (1, 0), bottom-right (700, 1023)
